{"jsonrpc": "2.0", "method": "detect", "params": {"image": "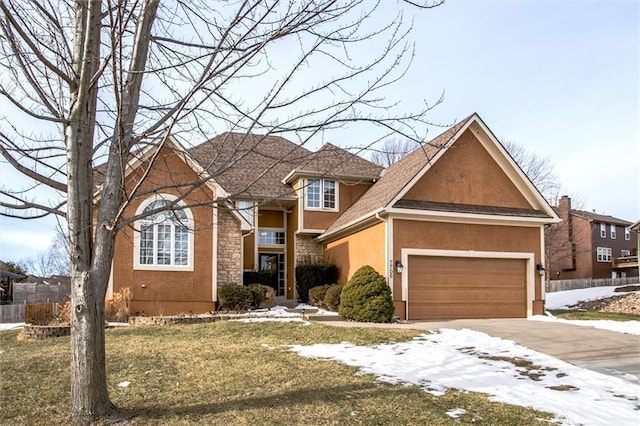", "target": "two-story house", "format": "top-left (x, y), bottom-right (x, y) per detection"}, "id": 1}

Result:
top-left (105, 114), bottom-right (559, 320)
top-left (548, 196), bottom-right (638, 280)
